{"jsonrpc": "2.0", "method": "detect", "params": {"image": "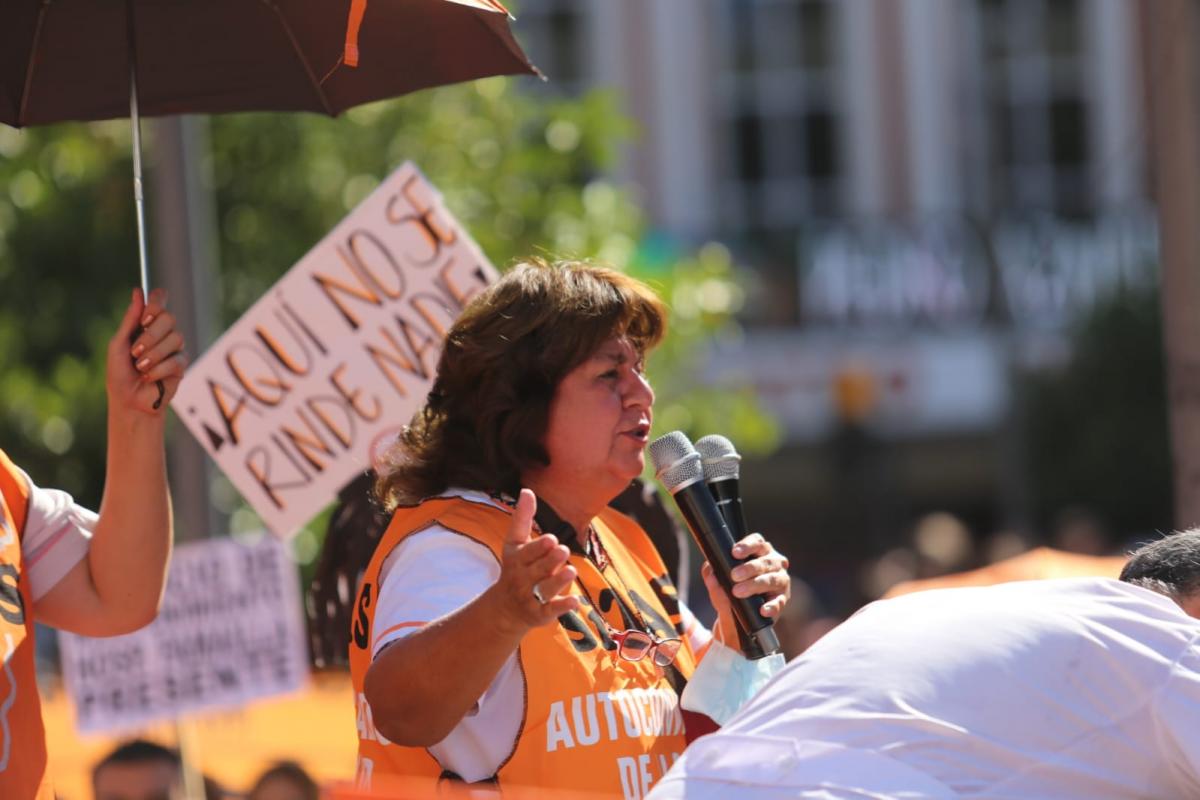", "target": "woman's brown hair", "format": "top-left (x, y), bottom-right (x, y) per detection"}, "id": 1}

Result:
top-left (375, 259), bottom-right (667, 509)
